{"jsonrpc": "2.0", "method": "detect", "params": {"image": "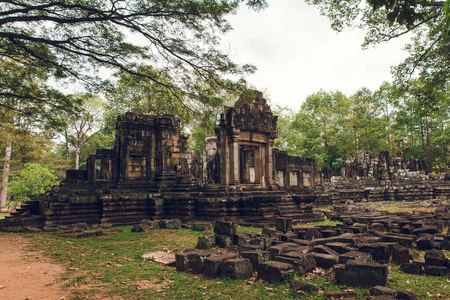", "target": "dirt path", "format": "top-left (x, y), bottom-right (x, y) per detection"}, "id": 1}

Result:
top-left (0, 234), bottom-right (71, 300)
